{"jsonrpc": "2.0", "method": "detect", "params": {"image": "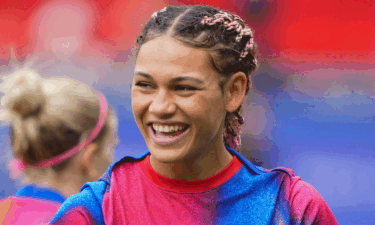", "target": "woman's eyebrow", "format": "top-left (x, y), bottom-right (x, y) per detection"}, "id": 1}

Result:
top-left (134, 72), bottom-right (154, 80)
top-left (135, 72), bottom-right (204, 84)
top-left (169, 76), bottom-right (204, 84)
